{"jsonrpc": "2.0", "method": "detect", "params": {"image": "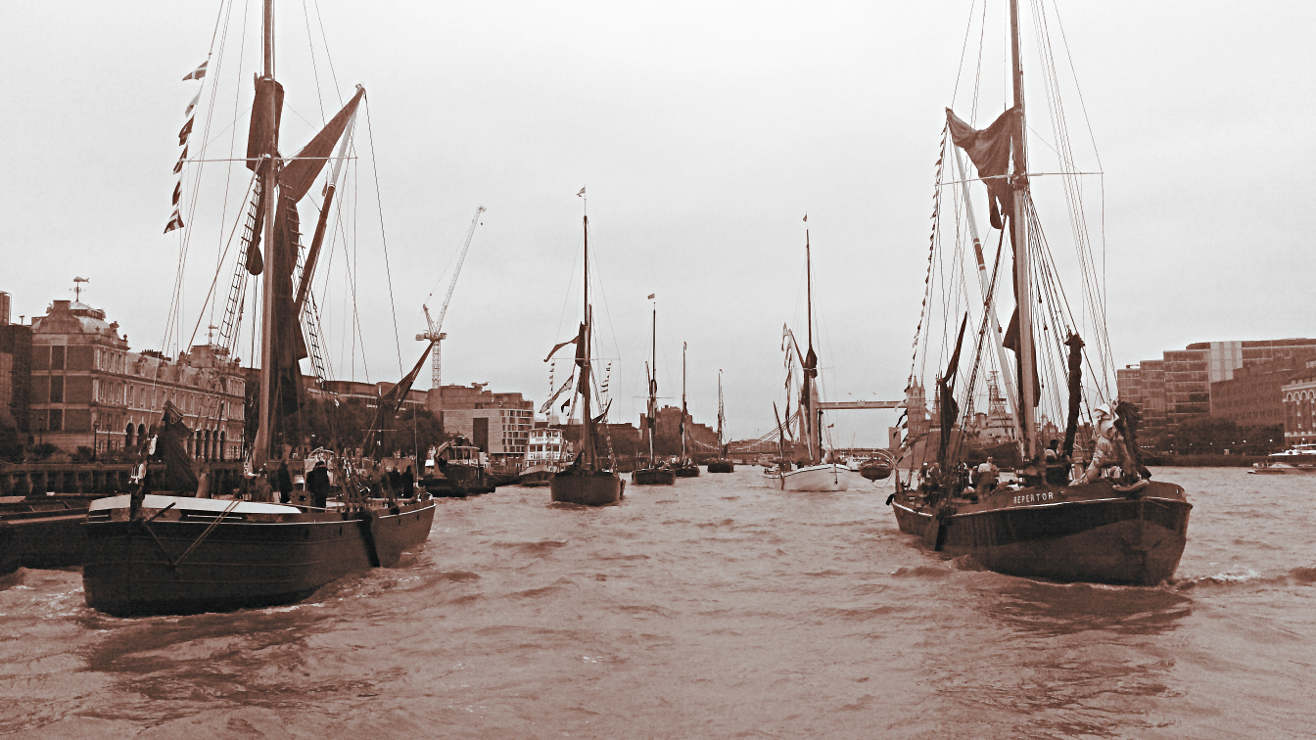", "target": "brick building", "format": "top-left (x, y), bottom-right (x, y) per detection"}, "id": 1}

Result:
top-left (0, 292), bottom-right (32, 438)
top-left (27, 298), bottom-right (246, 459)
top-left (1281, 360), bottom-right (1316, 446)
top-left (1210, 356), bottom-right (1316, 428)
